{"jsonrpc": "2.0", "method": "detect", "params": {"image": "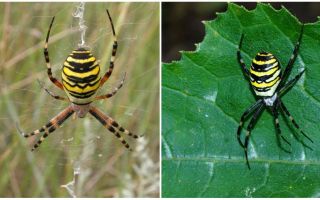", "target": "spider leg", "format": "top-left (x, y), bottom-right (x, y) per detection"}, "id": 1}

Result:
top-left (279, 100), bottom-right (313, 150)
top-left (243, 103), bottom-right (265, 170)
top-left (89, 106), bottom-right (140, 151)
top-left (237, 34), bottom-right (250, 77)
top-left (100, 10), bottom-right (118, 87)
top-left (278, 24), bottom-right (304, 90)
top-left (271, 106), bottom-right (292, 153)
top-left (237, 99), bottom-right (263, 147)
top-left (37, 80), bottom-right (68, 101)
top-left (44, 16), bottom-right (64, 90)
top-left (18, 106), bottom-right (74, 151)
top-left (95, 73), bottom-right (125, 100)
top-left (278, 69), bottom-right (305, 96)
